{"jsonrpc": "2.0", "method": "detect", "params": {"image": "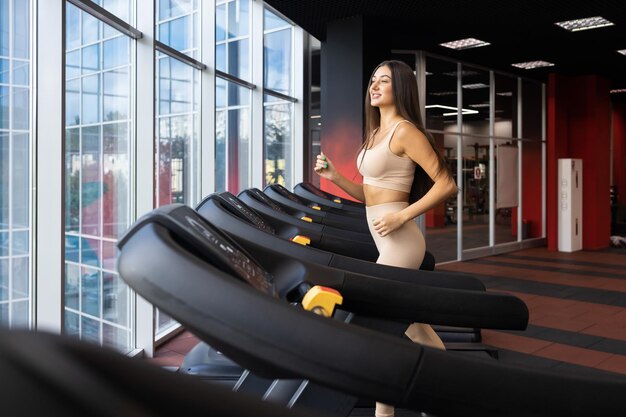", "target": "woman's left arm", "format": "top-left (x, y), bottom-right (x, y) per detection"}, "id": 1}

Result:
top-left (373, 125), bottom-right (457, 237)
